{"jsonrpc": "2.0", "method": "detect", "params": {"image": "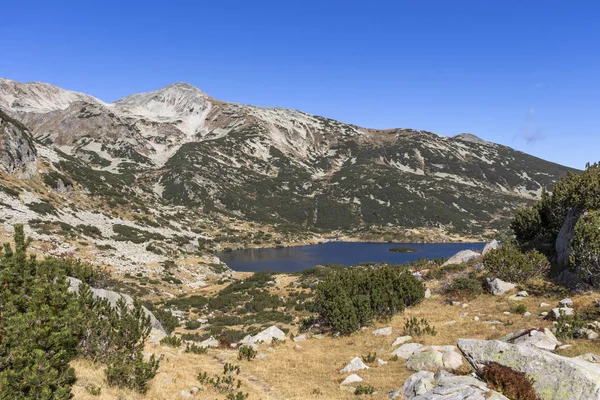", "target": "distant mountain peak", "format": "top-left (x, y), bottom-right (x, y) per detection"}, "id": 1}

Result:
top-left (0, 78), bottom-right (103, 113)
top-left (452, 133), bottom-right (492, 146)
